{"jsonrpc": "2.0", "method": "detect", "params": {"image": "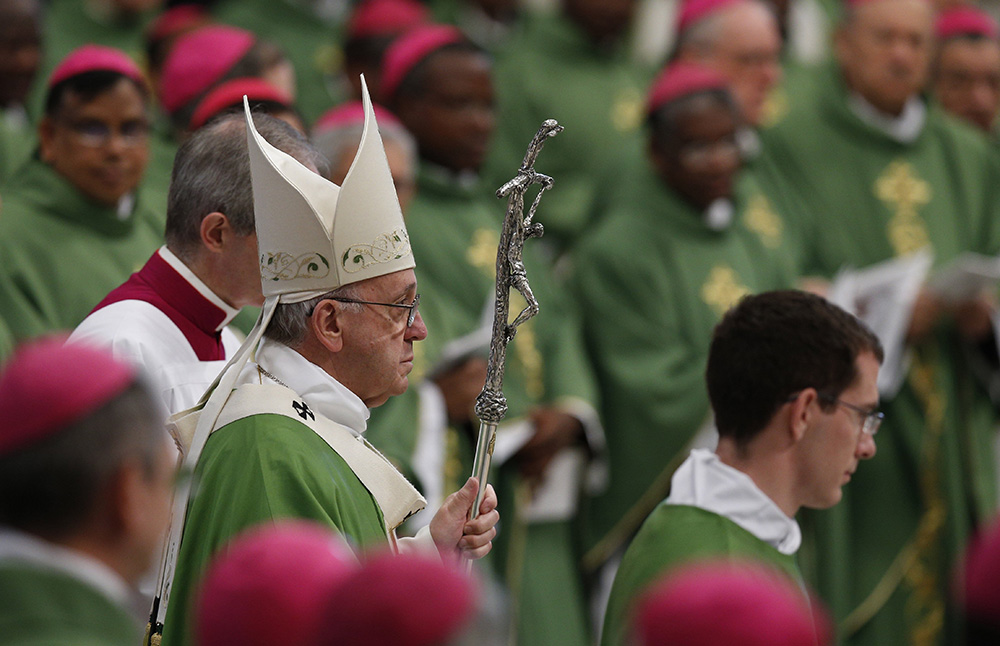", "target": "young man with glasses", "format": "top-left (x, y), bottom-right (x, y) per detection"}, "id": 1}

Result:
top-left (0, 44), bottom-right (161, 343)
top-left (602, 290), bottom-right (882, 646)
